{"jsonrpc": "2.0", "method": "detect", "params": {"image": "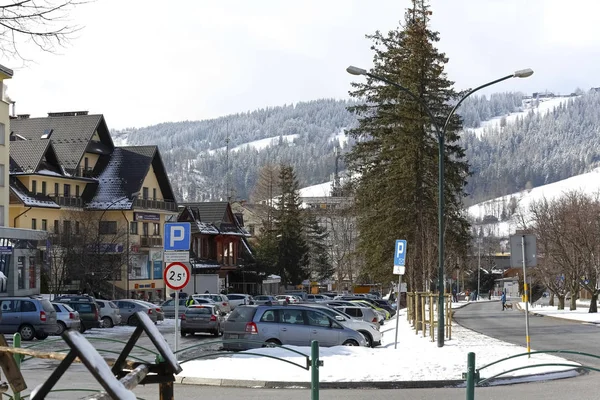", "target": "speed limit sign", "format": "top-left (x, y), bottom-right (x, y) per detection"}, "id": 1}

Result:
top-left (163, 262), bottom-right (190, 290)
